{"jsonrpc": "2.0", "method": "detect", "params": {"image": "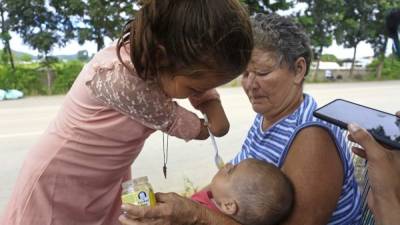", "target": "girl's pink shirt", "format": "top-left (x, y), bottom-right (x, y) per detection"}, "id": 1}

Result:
top-left (0, 44), bottom-right (219, 225)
